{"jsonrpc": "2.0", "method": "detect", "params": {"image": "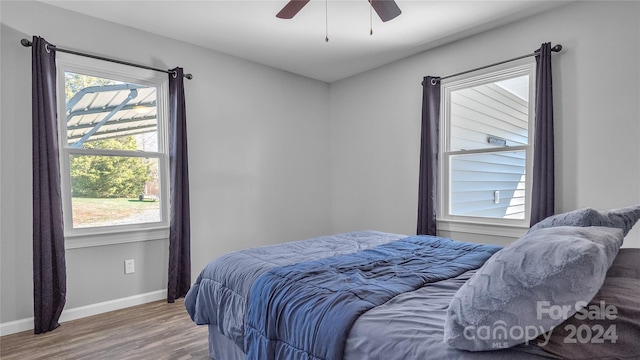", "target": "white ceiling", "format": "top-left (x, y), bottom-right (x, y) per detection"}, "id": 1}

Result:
top-left (40, 0), bottom-right (569, 83)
